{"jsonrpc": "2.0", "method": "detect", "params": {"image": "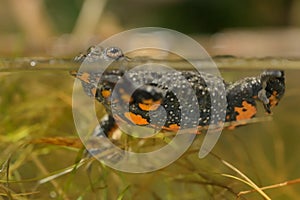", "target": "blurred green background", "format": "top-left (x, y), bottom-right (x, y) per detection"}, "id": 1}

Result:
top-left (1, 0), bottom-right (300, 199)
top-left (1, 0), bottom-right (300, 57)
